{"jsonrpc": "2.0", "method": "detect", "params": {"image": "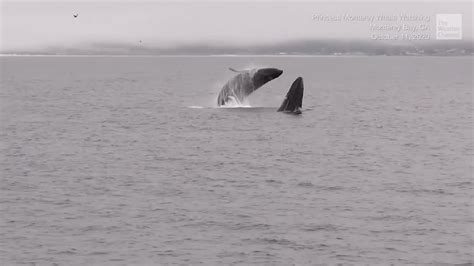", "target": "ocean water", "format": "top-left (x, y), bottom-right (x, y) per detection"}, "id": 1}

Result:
top-left (0, 56), bottom-right (472, 265)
